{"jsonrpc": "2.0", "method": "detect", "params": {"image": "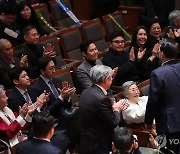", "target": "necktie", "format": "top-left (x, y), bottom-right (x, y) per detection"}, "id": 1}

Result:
top-left (24, 91), bottom-right (32, 104)
top-left (48, 80), bottom-right (59, 98)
